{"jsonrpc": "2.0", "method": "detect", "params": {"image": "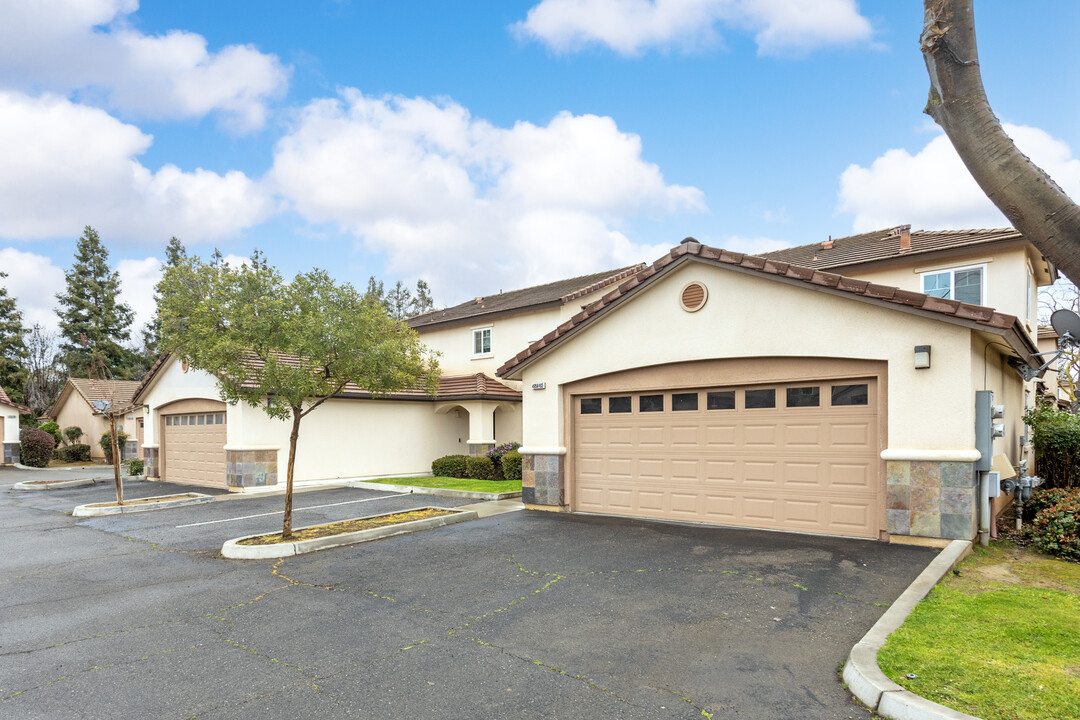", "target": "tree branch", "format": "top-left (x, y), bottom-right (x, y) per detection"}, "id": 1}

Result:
top-left (921, 0), bottom-right (1080, 283)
